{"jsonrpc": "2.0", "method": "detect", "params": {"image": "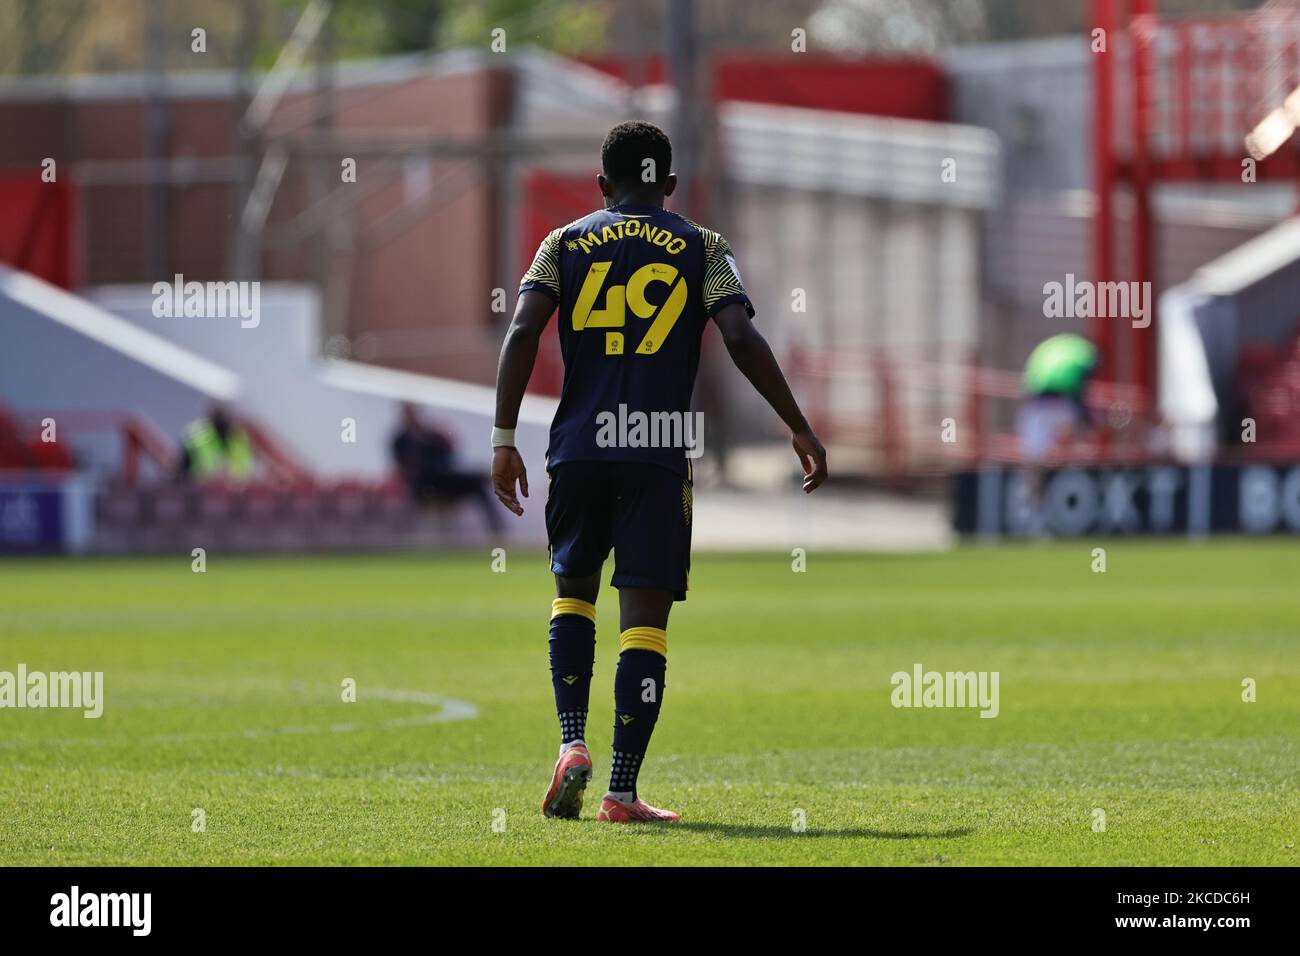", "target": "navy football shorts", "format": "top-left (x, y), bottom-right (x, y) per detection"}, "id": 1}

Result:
top-left (545, 460), bottom-right (693, 600)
